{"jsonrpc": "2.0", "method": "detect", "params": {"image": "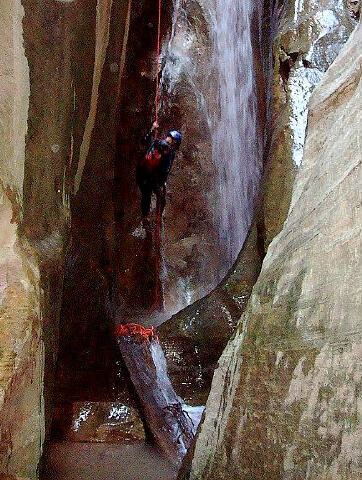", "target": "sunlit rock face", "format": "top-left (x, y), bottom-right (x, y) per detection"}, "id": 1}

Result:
top-left (185, 22), bottom-right (362, 480)
top-left (0, 0), bottom-right (73, 477)
top-left (263, 0), bottom-right (357, 248)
